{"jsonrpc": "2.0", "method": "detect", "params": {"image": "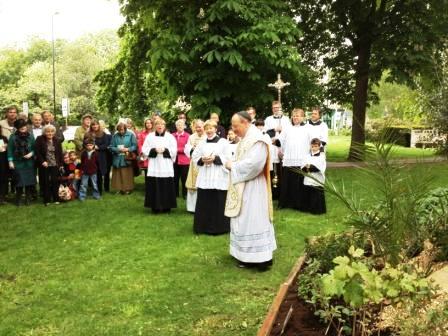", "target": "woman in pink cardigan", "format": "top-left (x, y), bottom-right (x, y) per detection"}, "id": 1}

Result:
top-left (172, 119), bottom-right (190, 198)
top-left (137, 118), bottom-right (153, 175)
